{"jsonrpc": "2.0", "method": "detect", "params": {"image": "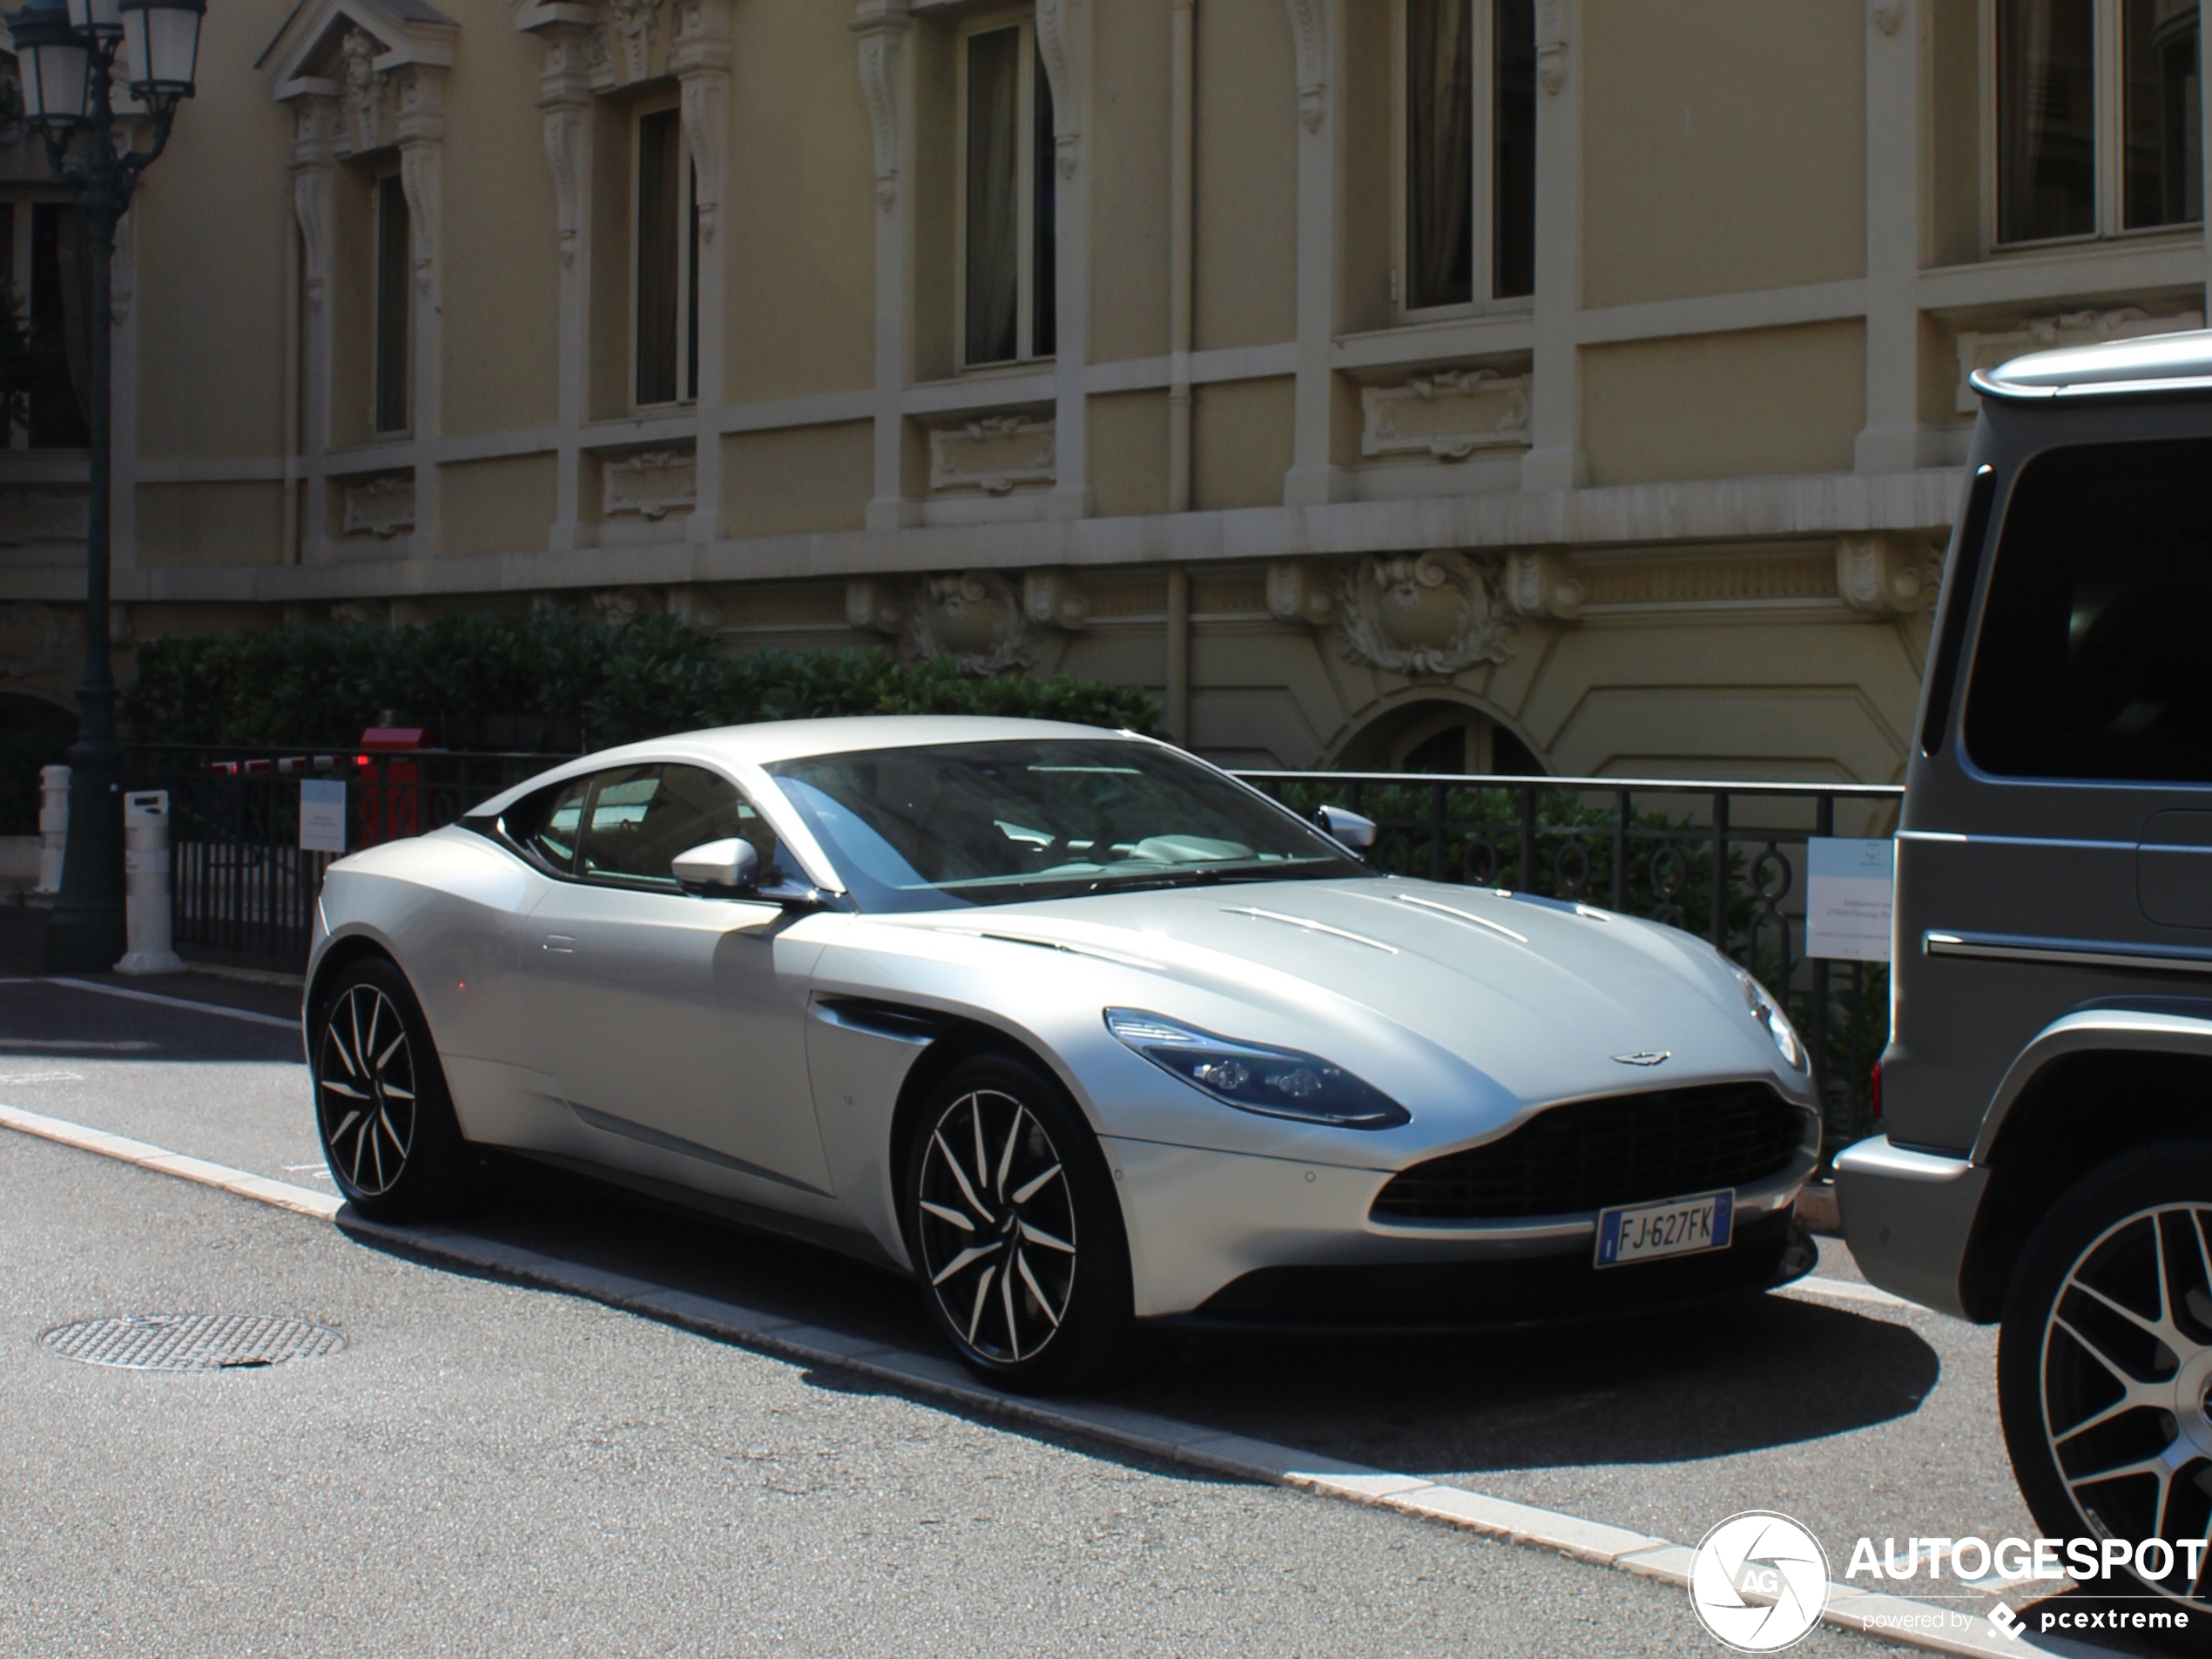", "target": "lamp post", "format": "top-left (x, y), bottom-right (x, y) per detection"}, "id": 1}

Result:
top-left (9, 0), bottom-right (201, 971)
